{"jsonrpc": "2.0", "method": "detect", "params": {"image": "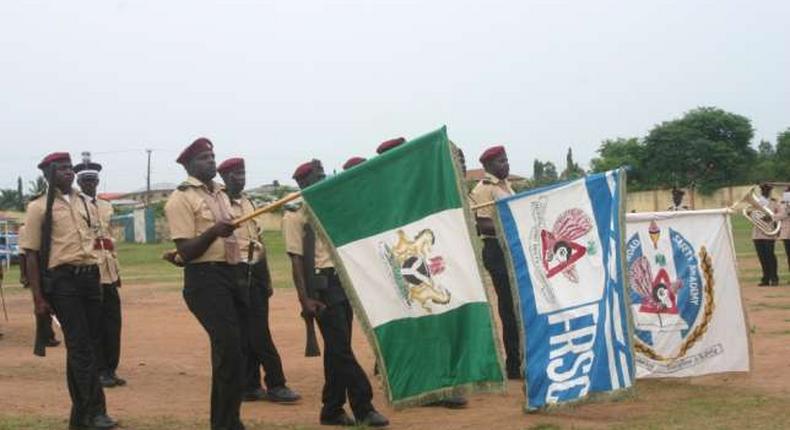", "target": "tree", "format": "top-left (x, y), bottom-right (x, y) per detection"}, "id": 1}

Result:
top-left (642, 107), bottom-right (756, 194)
top-left (560, 148), bottom-right (585, 180)
top-left (0, 189), bottom-right (21, 210)
top-left (751, 140), bottom-right (778, 182)
top-left (533, 160), bottom-right (559, 187)
top-left (775, 128), bottom-right (790, 179)
top-left (28, 176), bottom-right (47, 197)
top-left (590, 137), bottom-right (649, 189)
top-left (16, 176), bottom-right (24, 211)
